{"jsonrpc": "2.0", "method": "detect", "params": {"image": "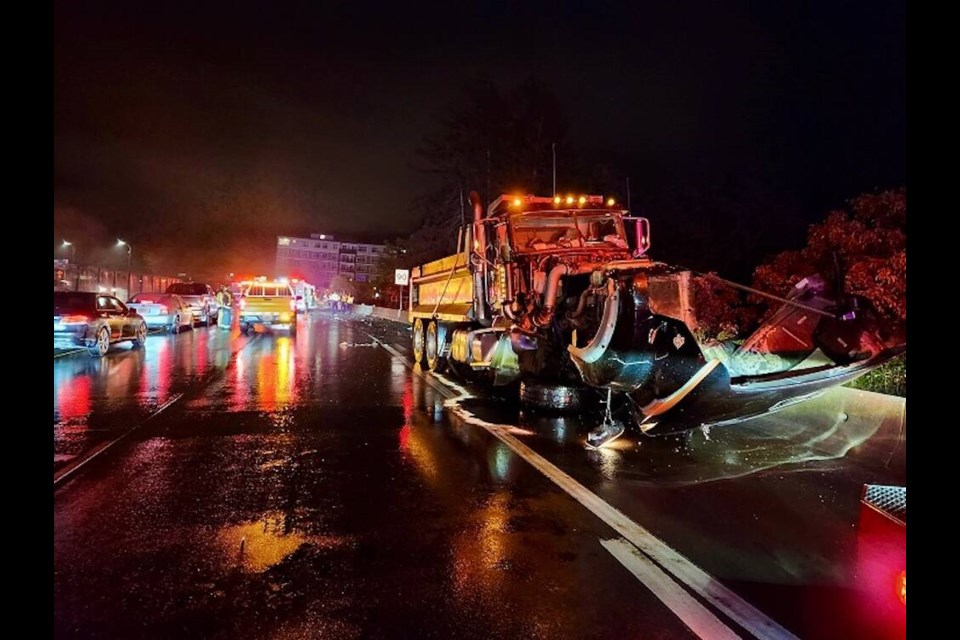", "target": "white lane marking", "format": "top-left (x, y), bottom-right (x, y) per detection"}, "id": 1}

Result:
top-left (53, 393), bottom-right (184, 487)
top-left (601, 538), bottom-right (740, 640)
top-left (369, 331), bottom-right (798, 640)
